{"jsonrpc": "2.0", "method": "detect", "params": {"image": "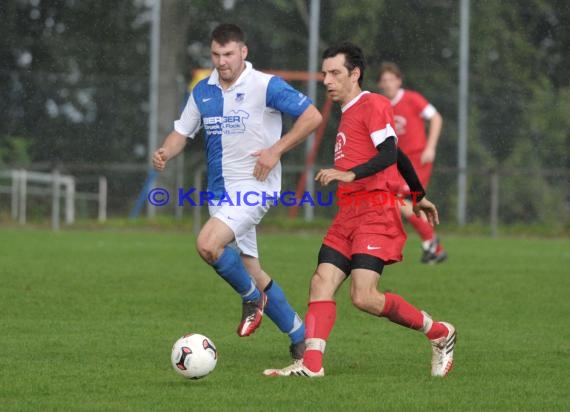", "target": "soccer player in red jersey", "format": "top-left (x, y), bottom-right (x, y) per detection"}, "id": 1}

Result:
top-left (263, 42), bottom-right (456, 378)
top-left (377, 62), bottom-right (447, 264)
